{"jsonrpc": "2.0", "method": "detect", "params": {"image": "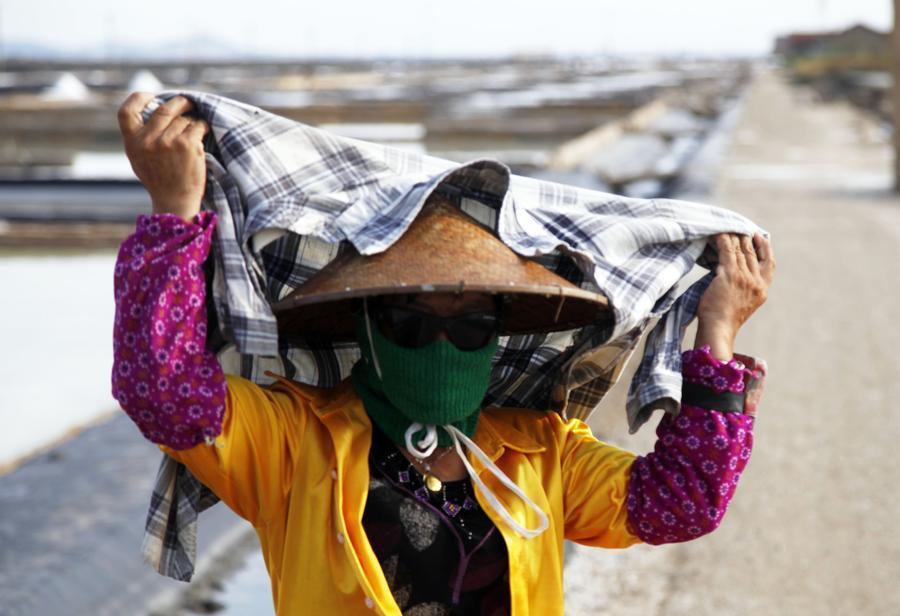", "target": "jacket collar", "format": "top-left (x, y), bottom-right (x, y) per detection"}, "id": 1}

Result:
top-left (269, 374), bottom-right (546, 461)
top-left (474, 409), bottom-right (546, 462)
